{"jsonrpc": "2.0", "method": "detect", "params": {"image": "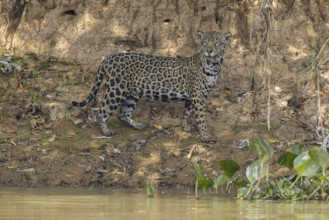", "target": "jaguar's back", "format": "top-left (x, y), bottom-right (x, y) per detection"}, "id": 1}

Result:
top-left (107, 53), bottom-right (190, 99)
